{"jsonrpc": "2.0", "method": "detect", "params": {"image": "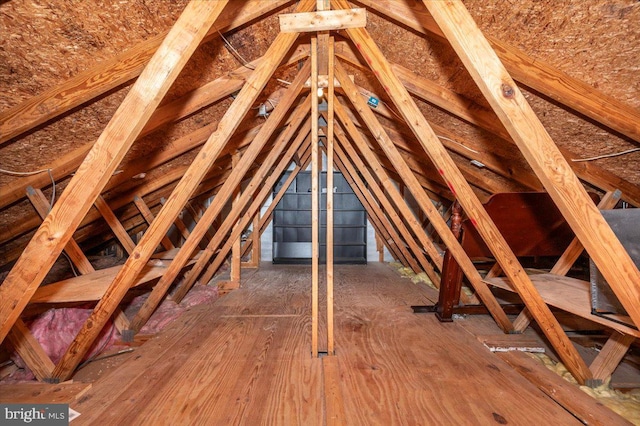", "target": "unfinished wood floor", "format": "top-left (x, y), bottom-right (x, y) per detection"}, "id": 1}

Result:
top-left (71, 263), bottom-right (584, 425)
